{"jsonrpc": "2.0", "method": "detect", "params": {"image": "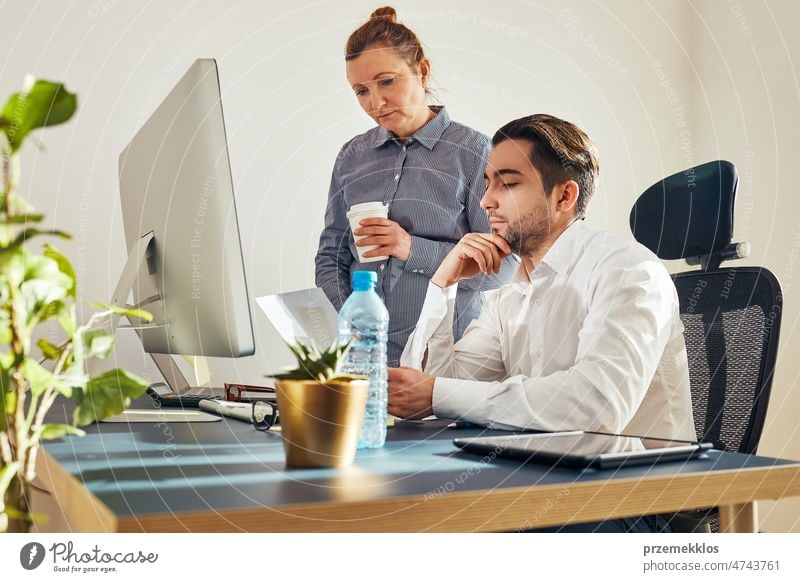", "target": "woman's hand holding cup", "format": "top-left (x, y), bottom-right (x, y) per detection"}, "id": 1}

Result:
top-left (354, 218), bottom-right (412, 262)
